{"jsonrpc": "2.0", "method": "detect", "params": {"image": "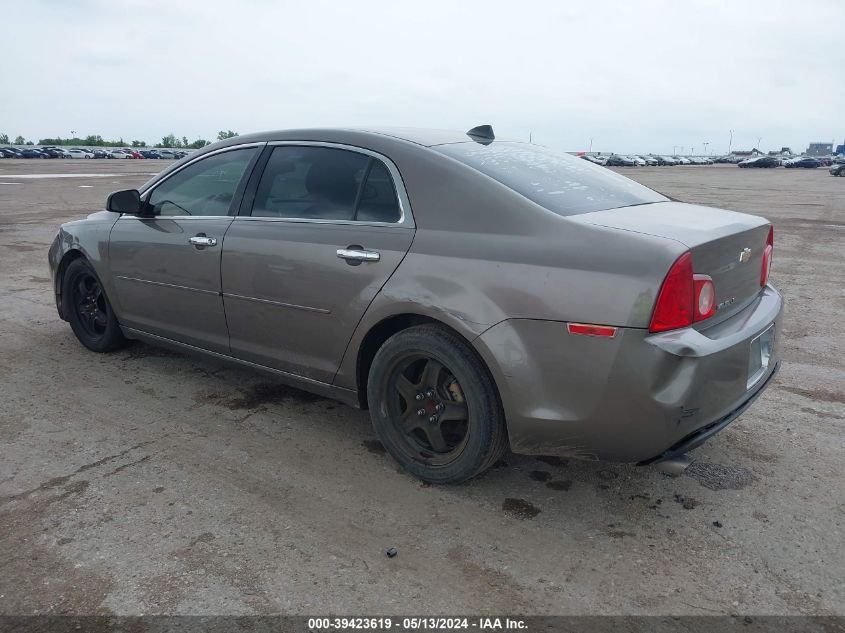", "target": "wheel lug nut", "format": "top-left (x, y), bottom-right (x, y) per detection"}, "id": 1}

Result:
top-left (415, 393), bottom-right (424, 401)
top-left (417, 409), bottom-right (426, 417)
top-left (426, 388), bottom-right (436, 397)
top-left (428, 415), bottom-right (438, 423)
top-left (436, 403), bottom-right (445, 412)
